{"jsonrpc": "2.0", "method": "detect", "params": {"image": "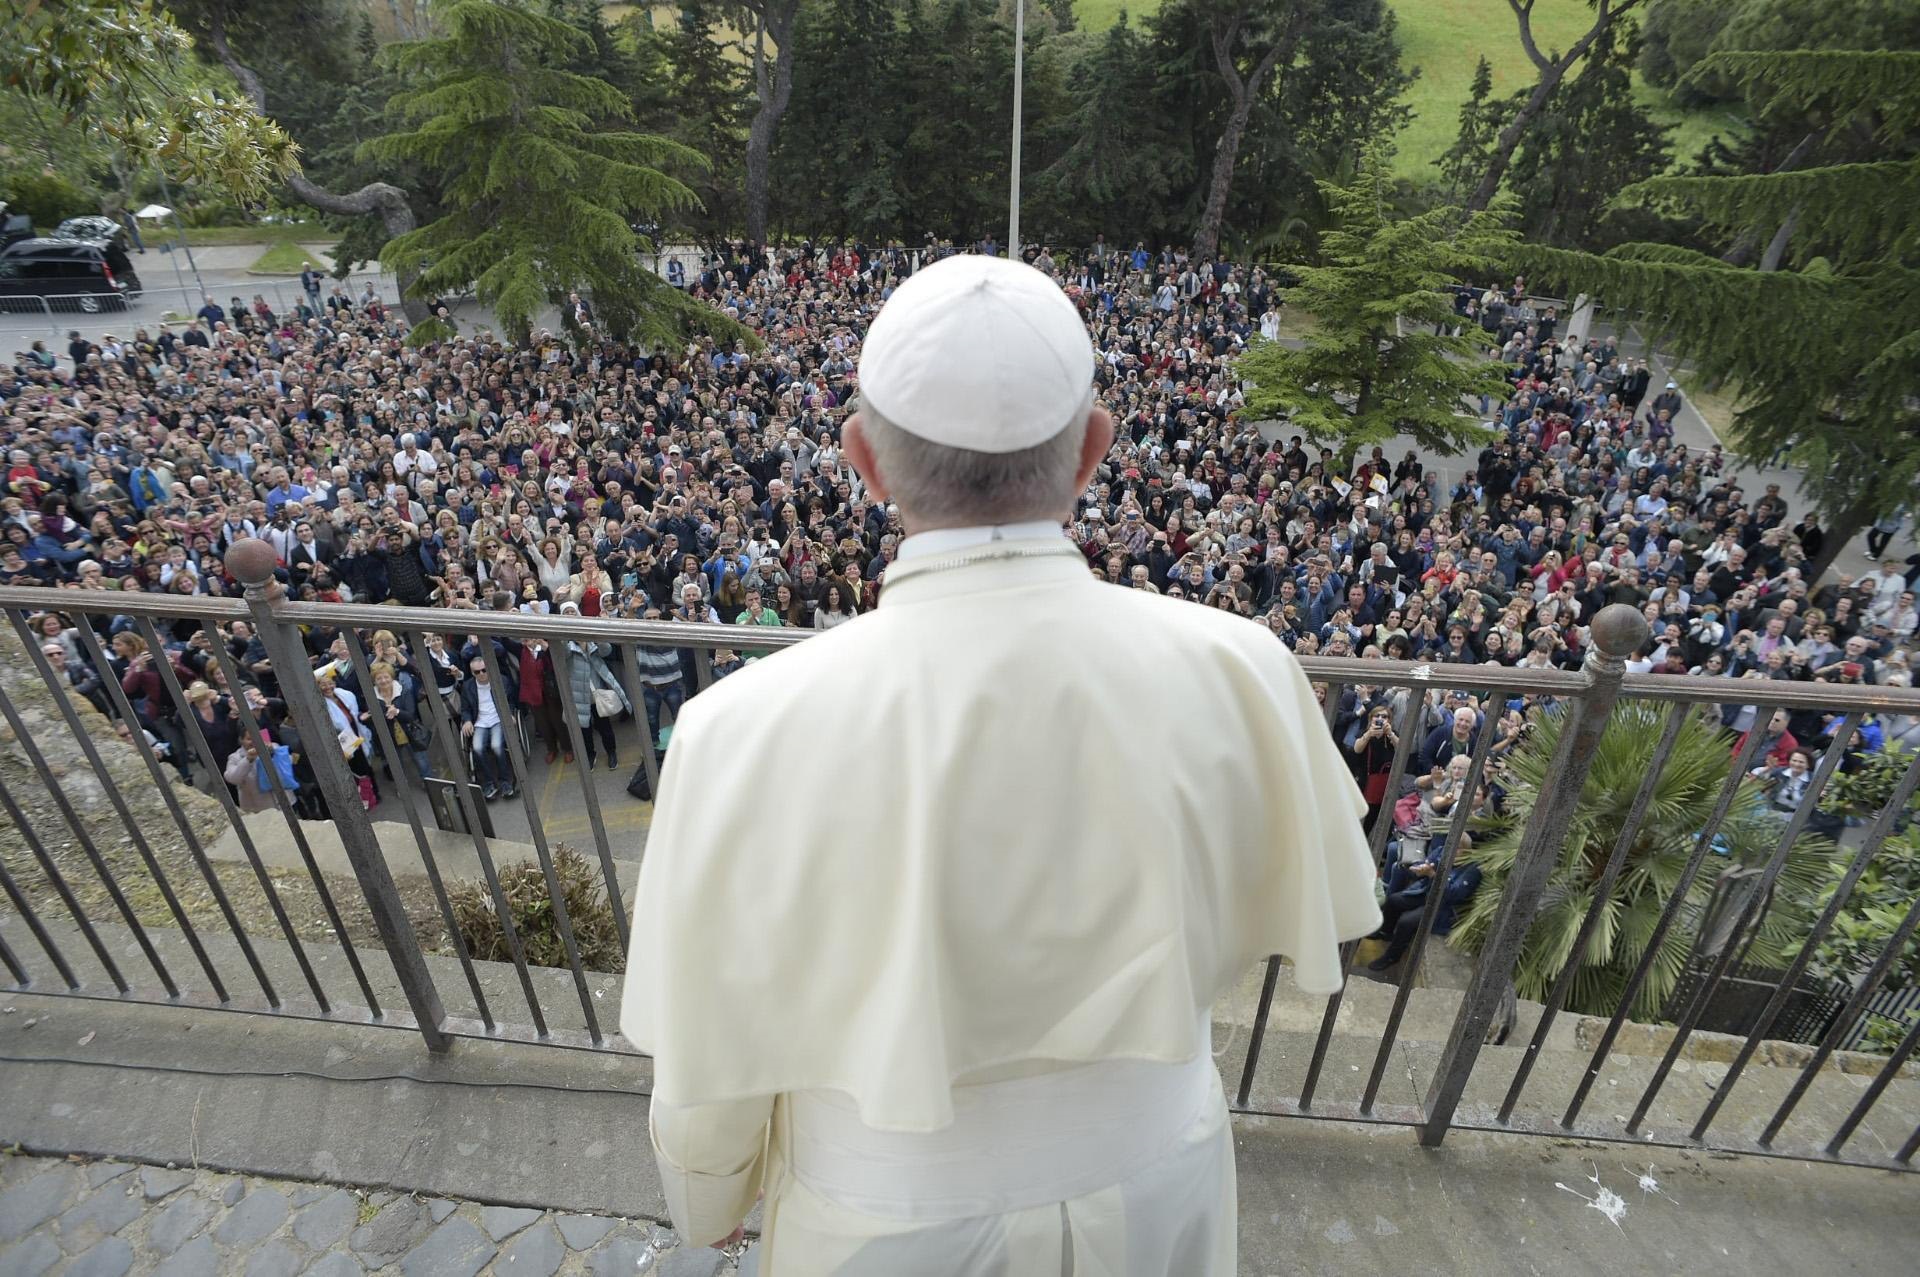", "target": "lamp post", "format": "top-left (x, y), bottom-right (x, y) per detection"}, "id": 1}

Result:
top-left (152, 168), bottom-right (205, 298)
top-left (1008, 0), bottom-right (1023, 260)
